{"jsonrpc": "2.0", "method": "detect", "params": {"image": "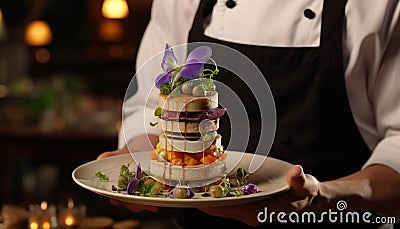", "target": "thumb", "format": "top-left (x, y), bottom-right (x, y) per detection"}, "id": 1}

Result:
top-left (286, 165), bottom-right (318, 197)
top-left (97, 147), bottom-right (129, 160)
top-left (286, 165), bottom-right (306, 190)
